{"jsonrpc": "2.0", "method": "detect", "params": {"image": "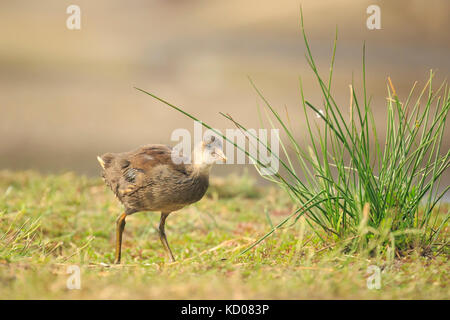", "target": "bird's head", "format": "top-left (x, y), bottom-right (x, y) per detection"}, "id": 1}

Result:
top-left (194, 135), bottom-right (227, 166)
